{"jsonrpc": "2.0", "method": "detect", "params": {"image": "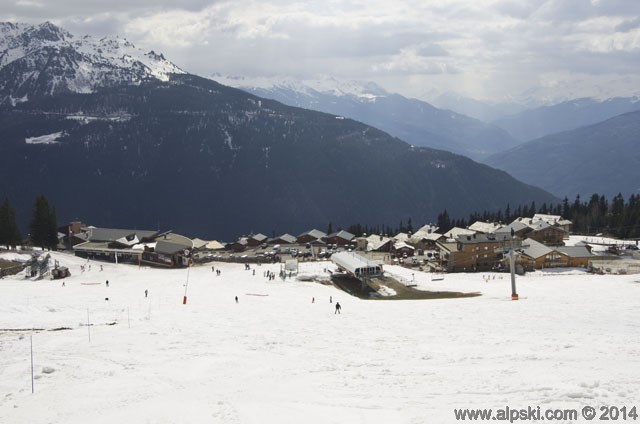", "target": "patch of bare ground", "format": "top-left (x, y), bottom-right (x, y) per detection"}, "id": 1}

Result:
top-left (330, 274), bottom-right (480, 300)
